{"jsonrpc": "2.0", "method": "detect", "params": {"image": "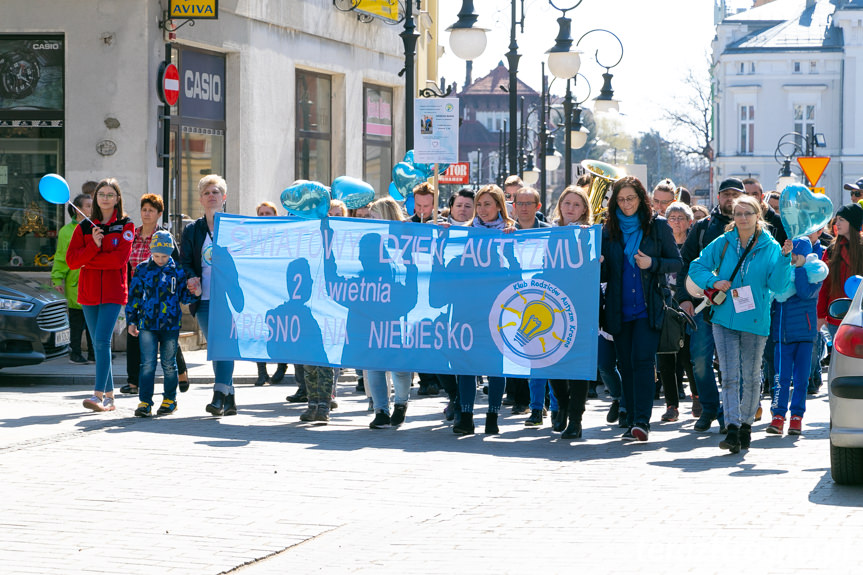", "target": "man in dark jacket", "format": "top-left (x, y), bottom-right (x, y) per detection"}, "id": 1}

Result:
top-left (743, 178), bottom-right (787, 244)
top-left (675, 178), bottom-right (741, 432)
